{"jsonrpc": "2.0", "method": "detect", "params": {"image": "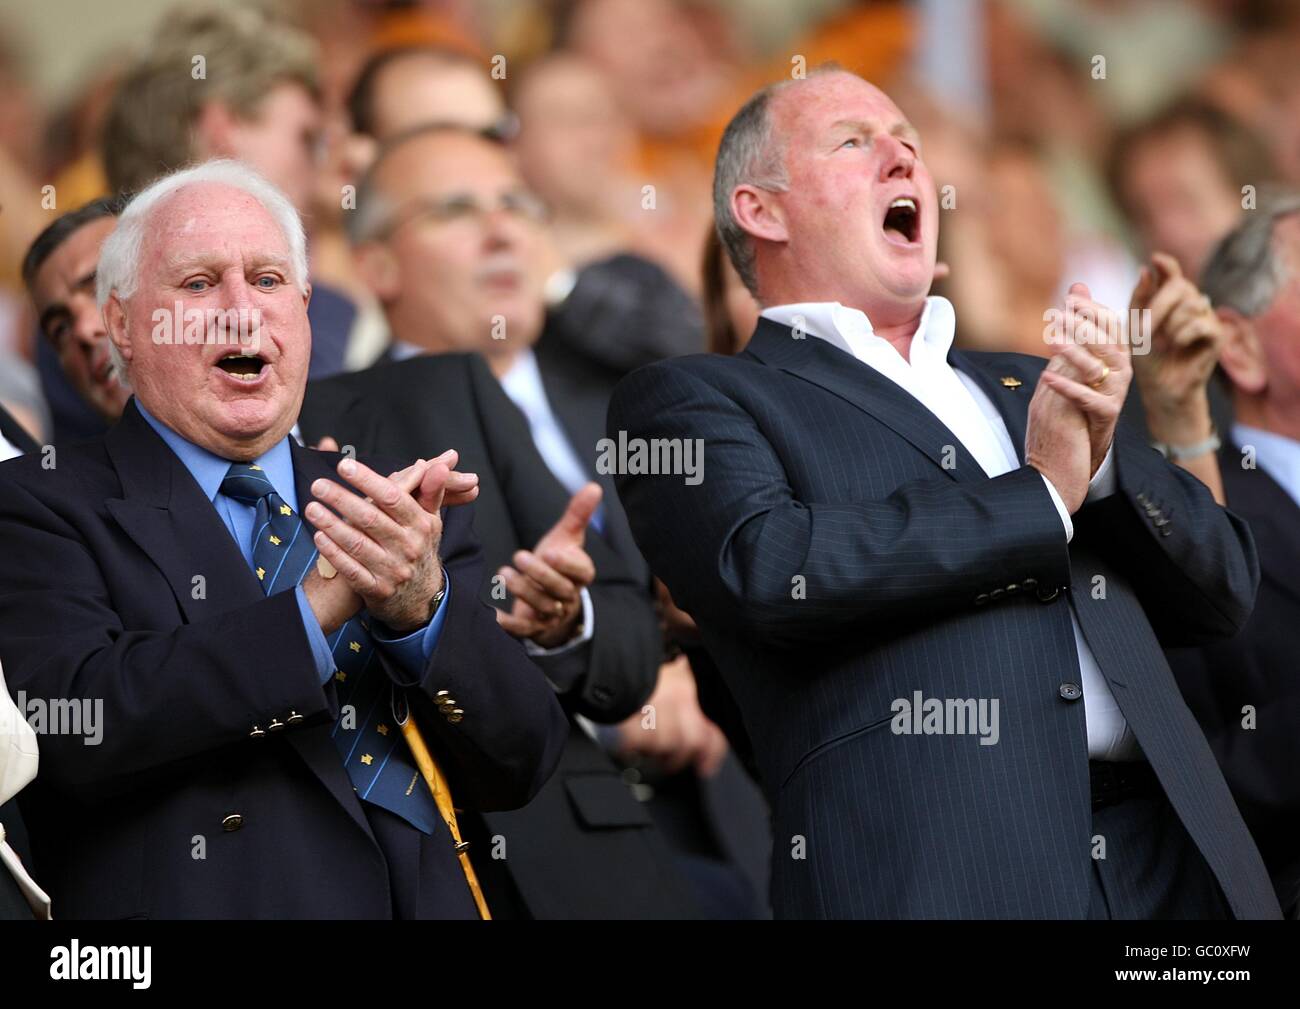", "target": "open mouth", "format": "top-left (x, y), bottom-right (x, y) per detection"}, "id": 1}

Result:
top-left (214, 350), bottom-right (268, 382)
top-left (883, 196), bottom-right (920, 244)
